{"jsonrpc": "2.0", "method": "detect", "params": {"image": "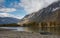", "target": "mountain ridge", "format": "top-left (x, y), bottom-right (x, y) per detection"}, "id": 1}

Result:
top-left (0, 17), bottom-right (20, 24)
top-left (19, 1), bottom-right (60, 25)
